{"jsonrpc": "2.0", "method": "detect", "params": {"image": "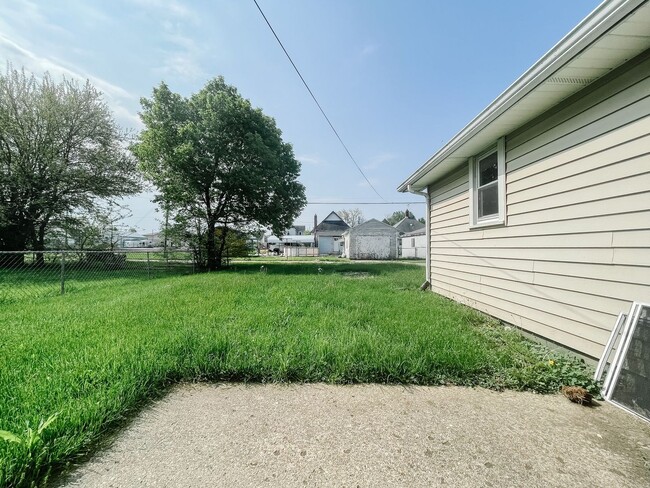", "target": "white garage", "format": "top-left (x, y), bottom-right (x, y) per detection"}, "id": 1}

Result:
top-left (342, 219), bottom-right (399, 260)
